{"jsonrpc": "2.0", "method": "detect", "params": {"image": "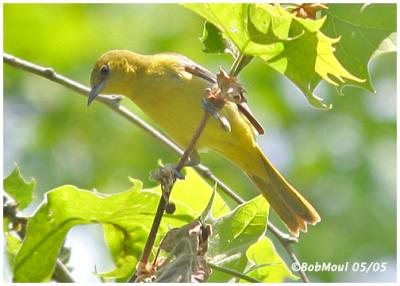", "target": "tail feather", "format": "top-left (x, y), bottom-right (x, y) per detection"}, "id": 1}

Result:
top-left (248, 147), bottom-right (320, 236)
